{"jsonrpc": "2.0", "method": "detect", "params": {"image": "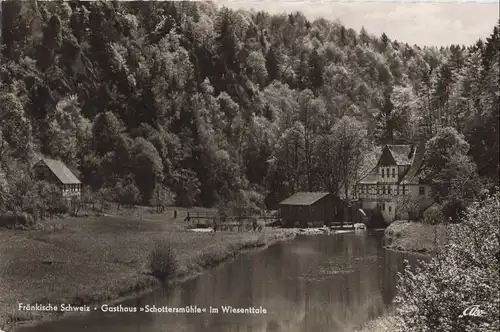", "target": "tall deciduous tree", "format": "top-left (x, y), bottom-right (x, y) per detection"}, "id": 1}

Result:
top-left (422, 127), bottom-right (481, 220)
top-left (0, 92), bottom-right (32, 159)
top-left (331, 116), bottom-right (367, 199)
